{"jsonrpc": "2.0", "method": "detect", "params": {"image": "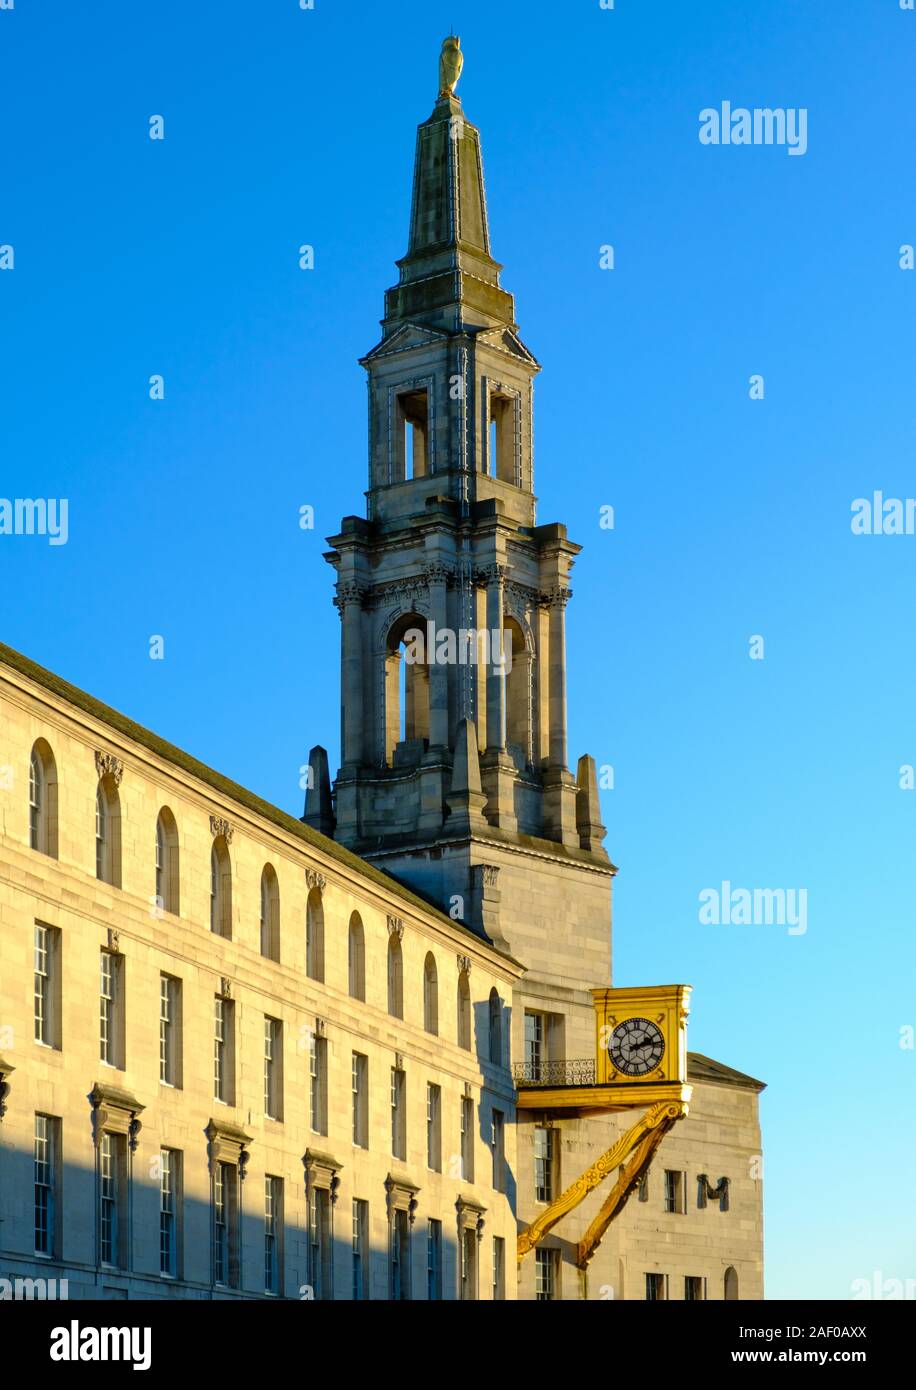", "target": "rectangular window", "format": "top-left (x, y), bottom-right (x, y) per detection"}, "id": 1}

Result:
top-left (99, 1131), bottom-right (126, 1268)
top-left (159, 974), bottom-right (181, 1087)
top-left (352, 1052), bottom-right (368, 1148)
top-left (159, 1148), bottom-right (180, 1277)
top-left (535, 1247), bottom-right (559, 1301)
top-left (426, 1083), bottom-right (441, 1172)
top-left (534, 1125), bottom-right (556, 1203)
top-left (309, 1187), bottom-right (332, 1299)
top-left (664, 1169), bottom-right (686, 1214)
top-left (685, 1275), bottom-right (706, 1301)
top-left (391, 1207), bottom-right (410, 1301)
top-left (99, 950), bottom-right (123, 1068)
top-left (491, 1109), bottom-right (505, 1192)
top-left (34, 924), bottom-right (60, 1048)
top-left (214, 1161), bottom-right (238, 1287)
top-left (264, 1015), bottom-right (283, 1120)
top-left (460, 1227), bottom-right (477, 1301)
top-left (264, 1175), bottom-right (283, 1295)
top-left (390, 1067), bottom-right (406, 1160)
top-left (352, 1198), bottom-right (368, 1300)
top-left (460, 1096), bottom-right (474, 1182)
top-left (397, 388), bottom-right (429, 481)
top-left (34, 1114), bottom-right (59, 1257)
top-left (309, 1033), bottom-right (327, 1135)
top-left (487, 388), bottom-right (516, 484)
top-left (427, 1219), bottom-right (442, 1300)
top-left (645, 1272), bottom-right (668, 1301)
top-left (493, 1236), bottom-right (506, 1301)
top-left (524, 1010), bottom-right (544, 1077)
top-left (213, 996), bottom-right (235, 1104)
